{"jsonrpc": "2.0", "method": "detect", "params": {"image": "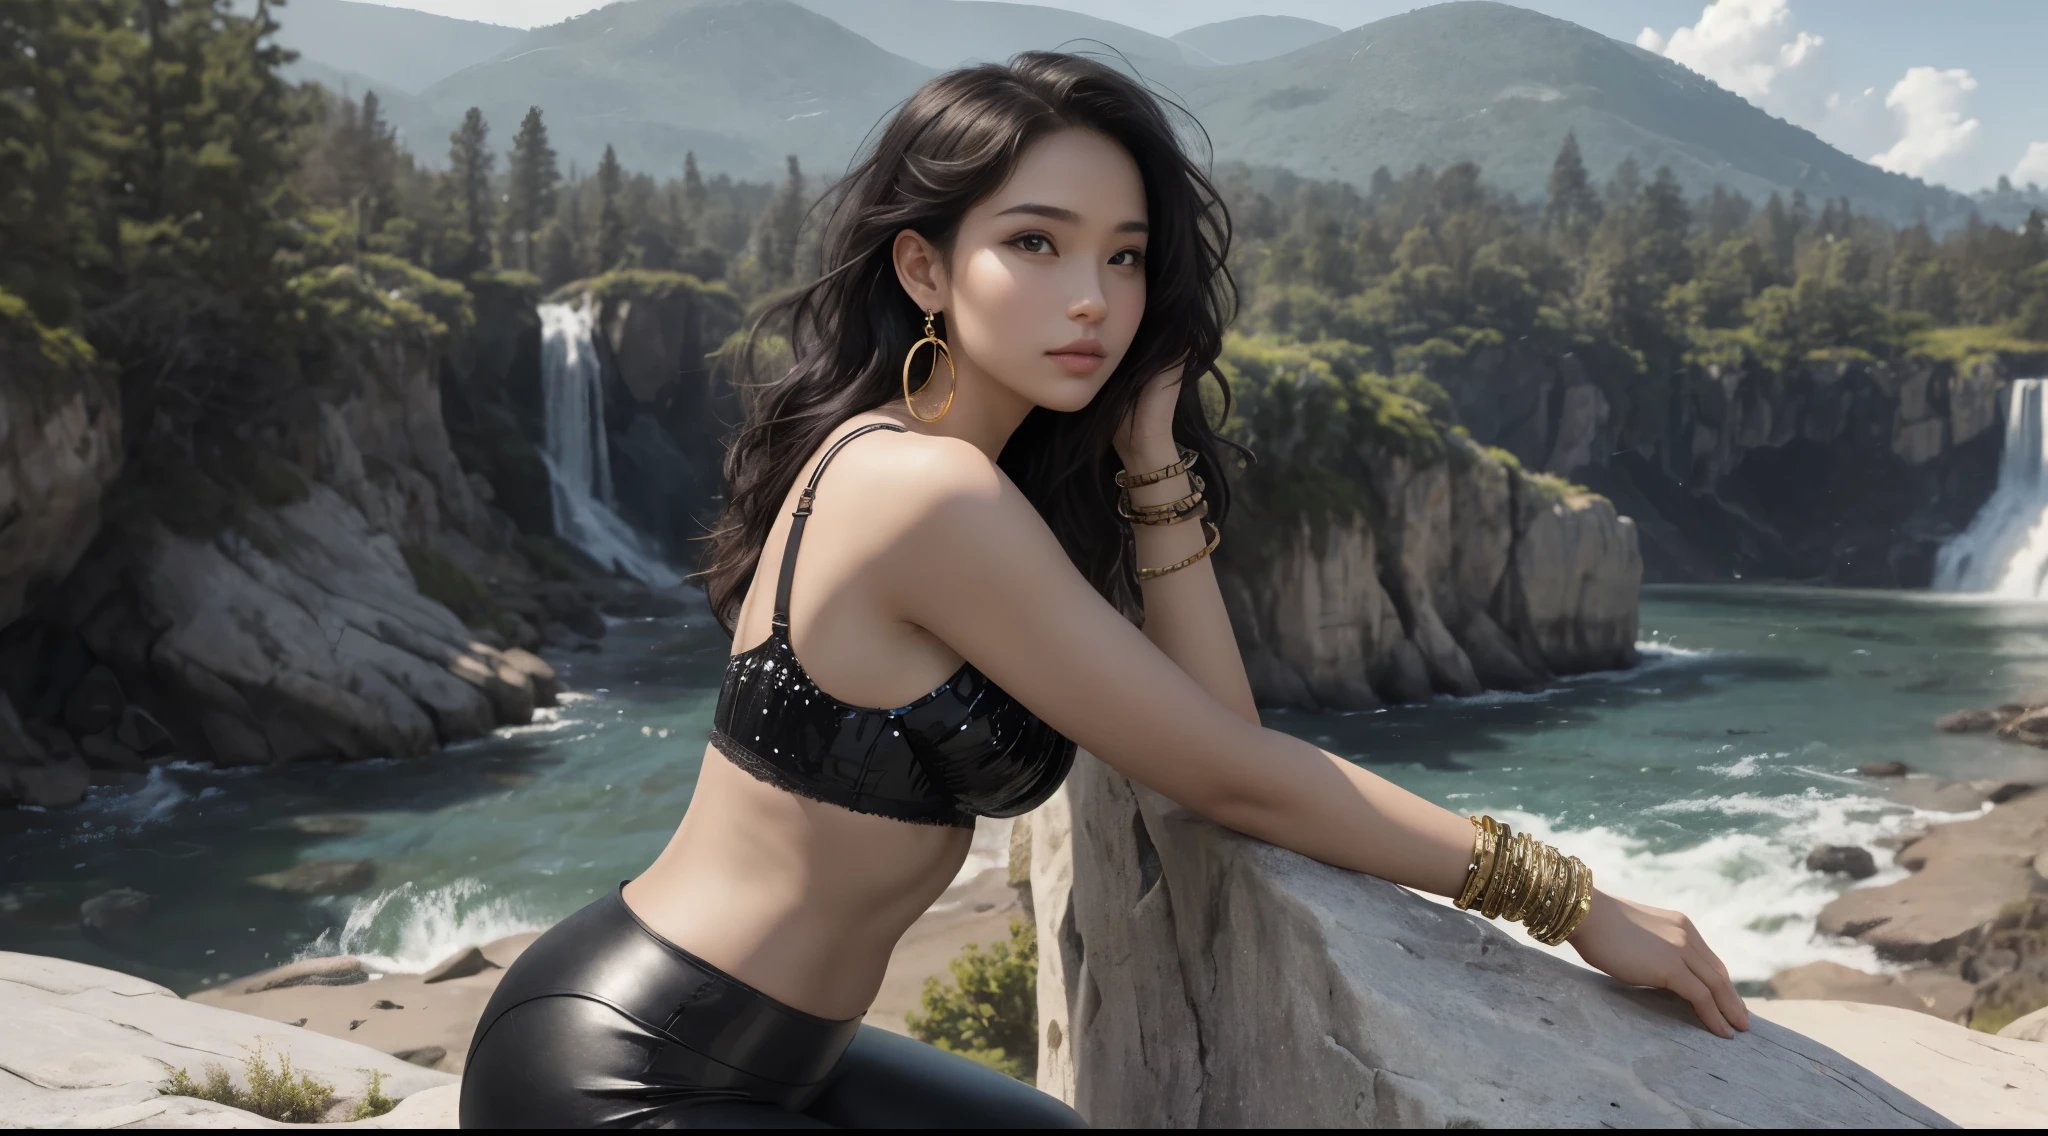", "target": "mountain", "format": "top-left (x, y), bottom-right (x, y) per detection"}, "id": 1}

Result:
top-left (791, 0), bottom-right (1186, 71)
top-left (263, 0), bottom-right (523, 94)
top-left (288, 0), bottom-right (1964, 224)
top-left (1177, 2), bottom-right (1955, 219)
top-left (1171, 15), bottom-right (1342, 66)
top-left (418, 0), bottom-right (935, 180)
